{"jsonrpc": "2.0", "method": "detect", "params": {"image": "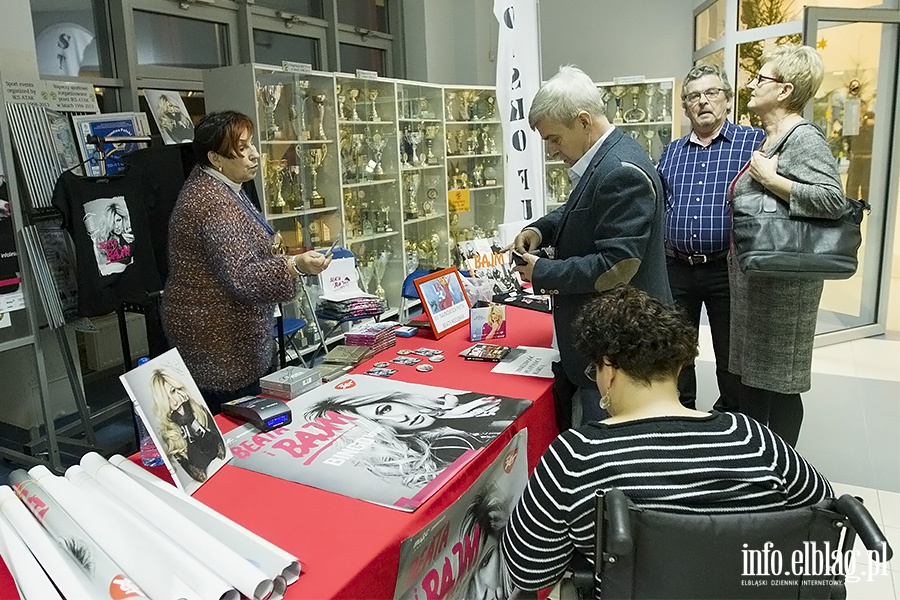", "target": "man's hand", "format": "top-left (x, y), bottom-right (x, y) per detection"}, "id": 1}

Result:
top-left (512, 252), bottom-right (539, 282)
top-left (507, 229), bottom-right (540, 254)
